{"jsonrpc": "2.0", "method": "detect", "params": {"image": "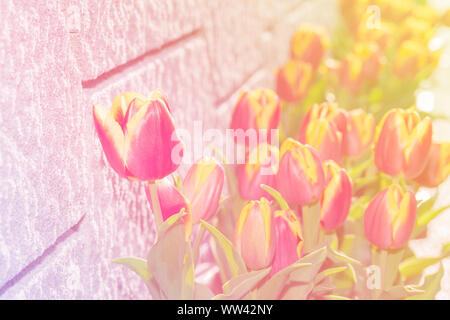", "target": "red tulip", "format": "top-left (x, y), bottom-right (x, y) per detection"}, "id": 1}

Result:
top-left (93, 91), bottom-right (184, 181)
top-left (320, 161), bottom-right (352, 231)
top-left (343, 108), bottom-right (376, 158)
top-left (290, 25), bottom-right (328, 69)
top-left (364, 184), bottom-right (417, 249)
top-left (235, 198), bottom-right (276, 270)
top-left (414, 142), bottom-right (450, 188)
top-left (276, 60), bottom-right (313, 103)
top-left (276, 138), bottom-right (325, 206)
top-left (237, 143), bottom-right (279, 200)
top-left (374, 108), bottom-right (432, 179)
top-left (299, 102), bottom-right (348, 163)
top-left (145, 178), bottom-right (189, 222)
top-left (271, 209), bottom-right (303, 276)
top-left (183, 158), bottom-right (224, 224)
top-left (230, 89), bottom-right (281, 145)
